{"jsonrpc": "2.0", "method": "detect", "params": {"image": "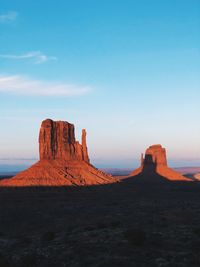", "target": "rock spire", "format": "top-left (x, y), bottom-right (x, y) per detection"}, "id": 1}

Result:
top-left (0, 119), bottom-right (115, 186)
